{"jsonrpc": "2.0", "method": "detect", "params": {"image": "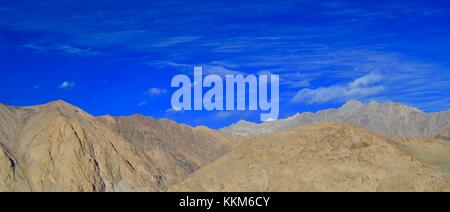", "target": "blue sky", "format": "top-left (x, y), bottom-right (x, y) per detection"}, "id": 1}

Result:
top-left (0, 0), bottom-right (449, 128)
